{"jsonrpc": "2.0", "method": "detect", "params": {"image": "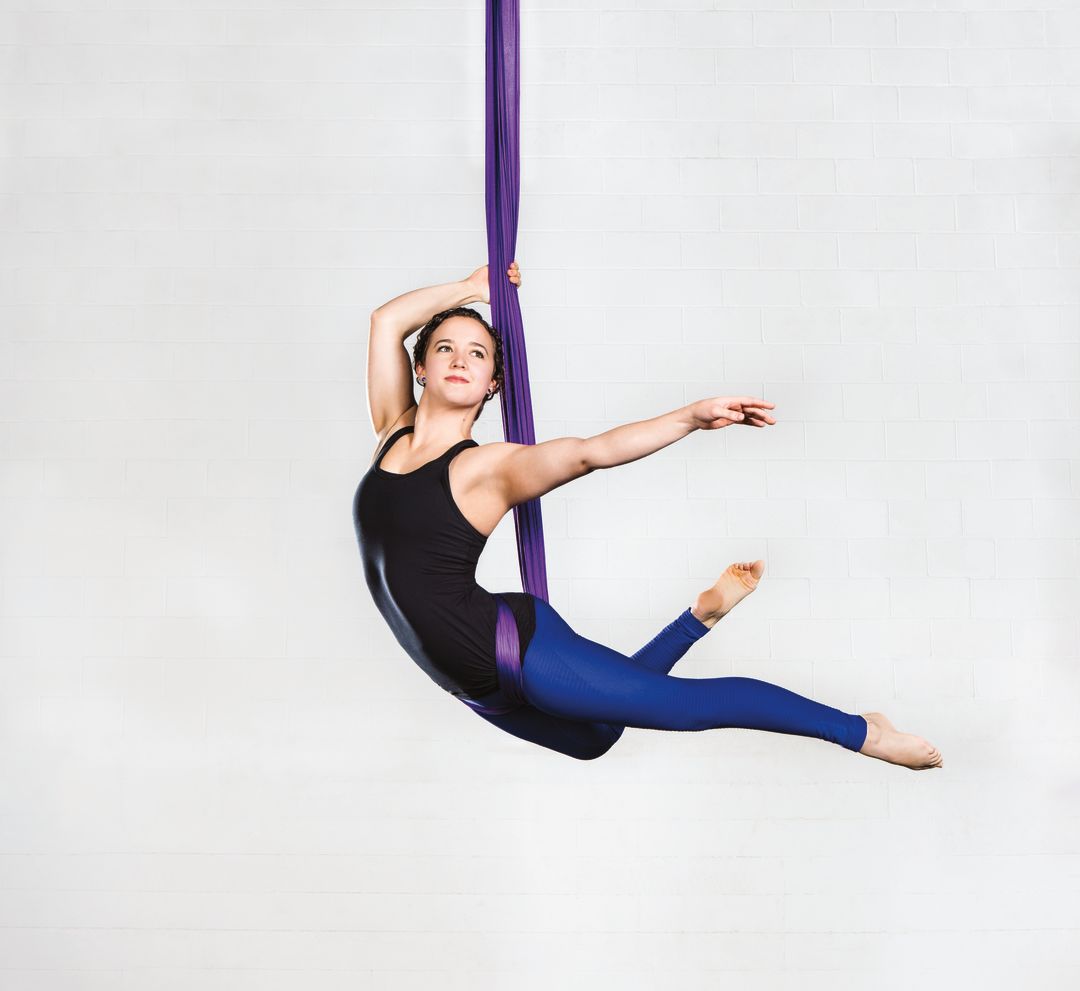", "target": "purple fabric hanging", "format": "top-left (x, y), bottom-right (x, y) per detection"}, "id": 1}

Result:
top-left (485, 0), bottom-right (549, 604)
